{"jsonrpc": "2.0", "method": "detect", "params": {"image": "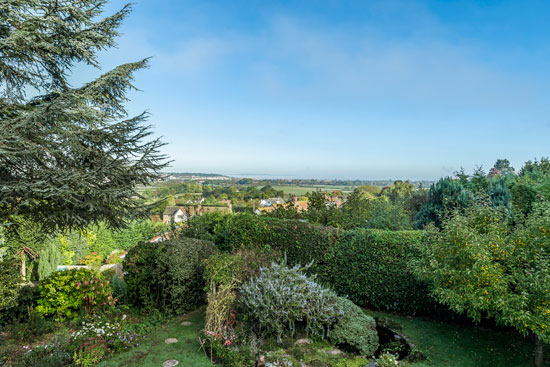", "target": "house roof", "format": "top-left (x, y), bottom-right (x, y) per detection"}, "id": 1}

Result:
top-left (163, 206), bottom-right (182, 216)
